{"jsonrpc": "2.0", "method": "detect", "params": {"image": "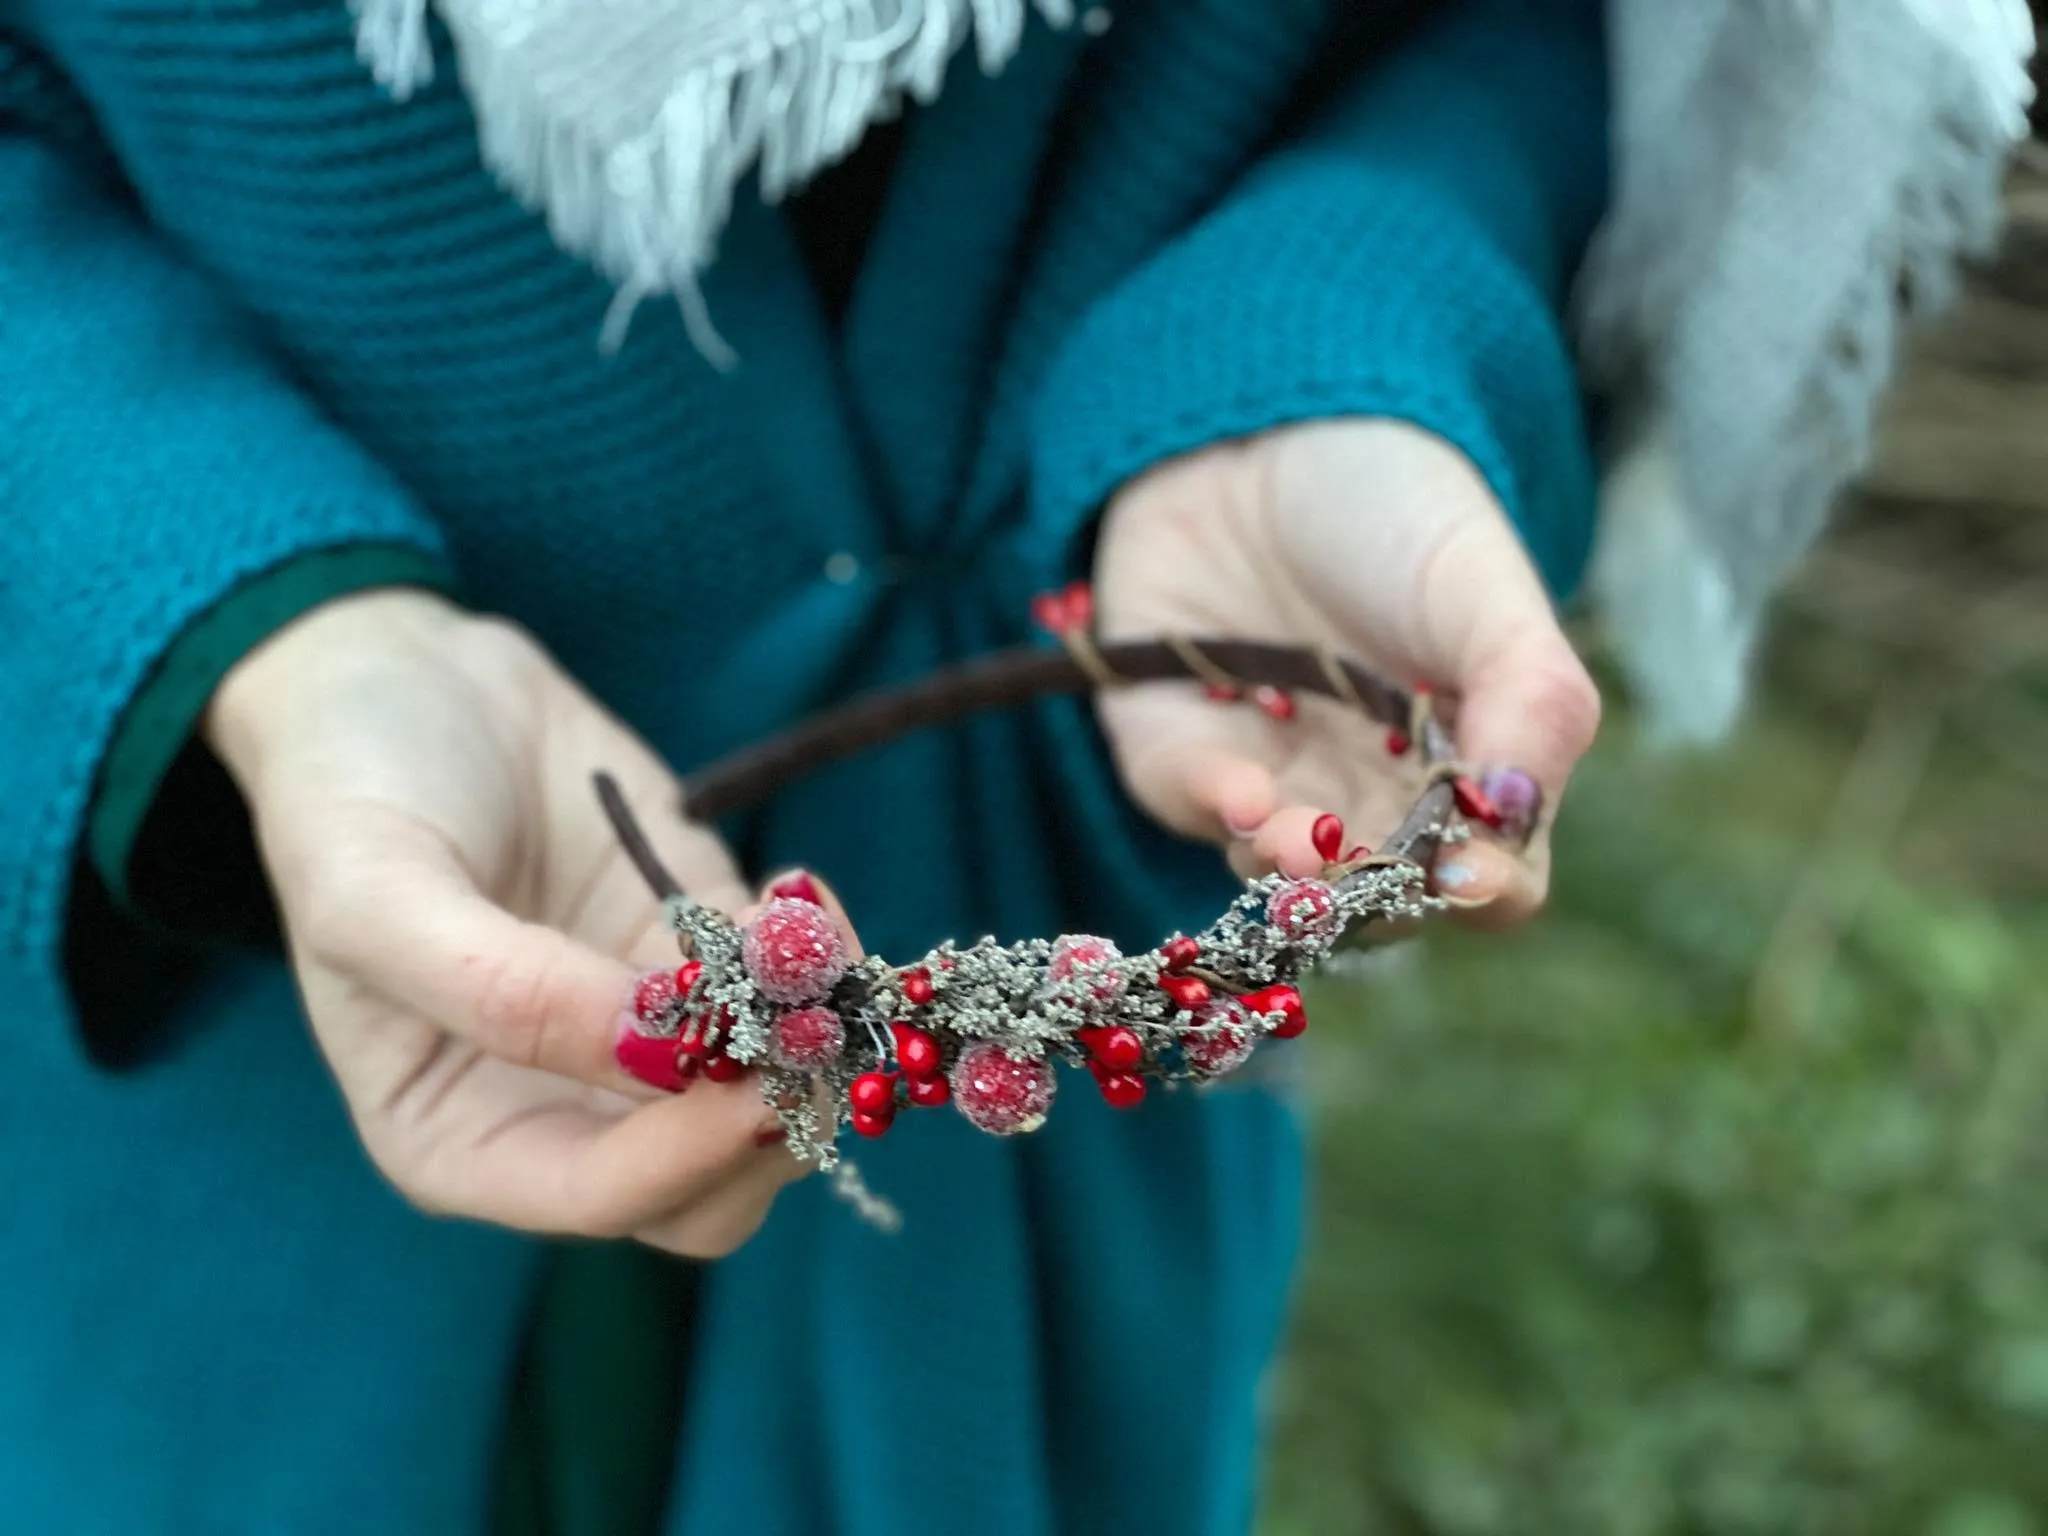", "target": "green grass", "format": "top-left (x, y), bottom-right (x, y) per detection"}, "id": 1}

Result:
top-left (1262, 574), bottom-right (2048, 1534)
